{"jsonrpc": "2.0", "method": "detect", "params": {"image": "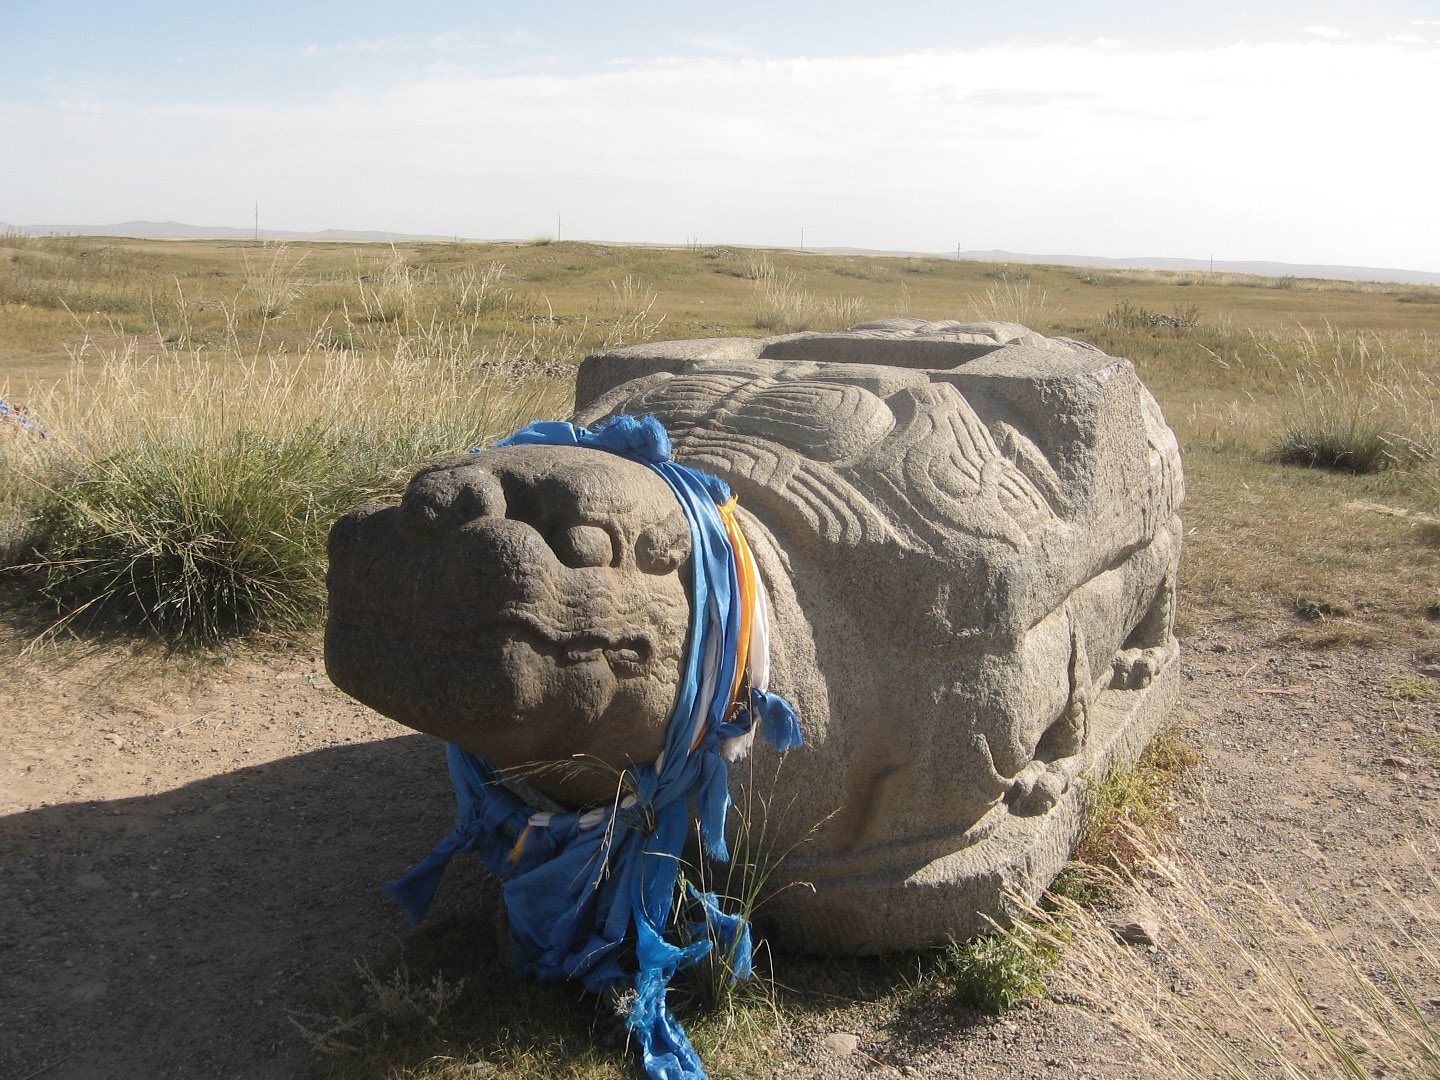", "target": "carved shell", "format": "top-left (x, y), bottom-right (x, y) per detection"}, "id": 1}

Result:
top-left (574, 321), bottom-right (1101, 556)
